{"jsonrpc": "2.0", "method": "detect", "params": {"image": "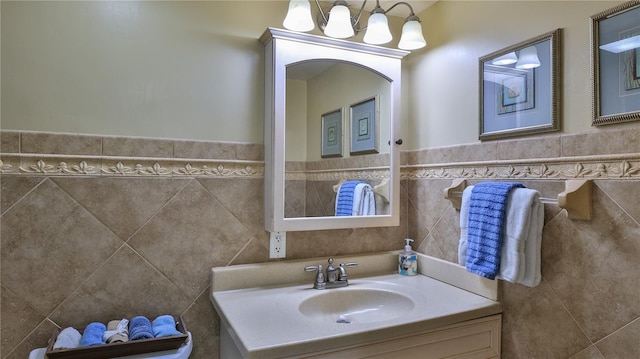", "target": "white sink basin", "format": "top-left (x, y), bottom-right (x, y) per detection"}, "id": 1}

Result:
top-left (297, 287), bottom-right (414, 324)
